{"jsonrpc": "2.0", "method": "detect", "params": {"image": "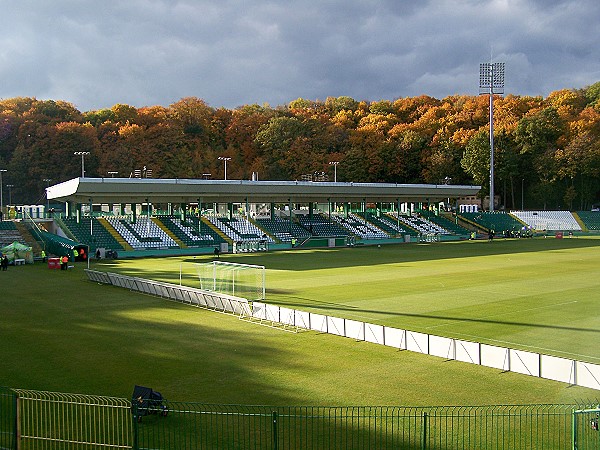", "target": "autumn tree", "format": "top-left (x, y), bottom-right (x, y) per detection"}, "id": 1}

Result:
top-left (515, 107), bottom-right (566, 208)
top-left (254, 116), bottom-right (312, 180)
